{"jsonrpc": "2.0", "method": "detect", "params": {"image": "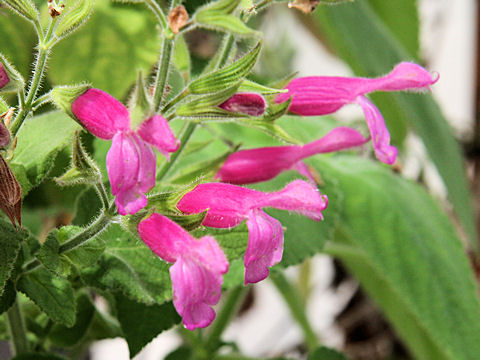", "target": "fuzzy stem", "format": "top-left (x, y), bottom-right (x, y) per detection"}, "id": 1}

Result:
top-left (144, 0), bottom-right (168, 29)
top-left (31, 92), bottom-right (51, 111)
top-left (213, 35), bottom-right (235, 70)
top-left (153, 36), bottom-right (174, 111)
top-left (204, 286), bottom-right (246, 354)
top-left (156, 120), bottom-right (197, 180)
top-left (6, 298), bottom-right (29, 355)
top-left (23, 212), bottom-right (113, 273)
top-left (270, 272), bottom-right (318, 350)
